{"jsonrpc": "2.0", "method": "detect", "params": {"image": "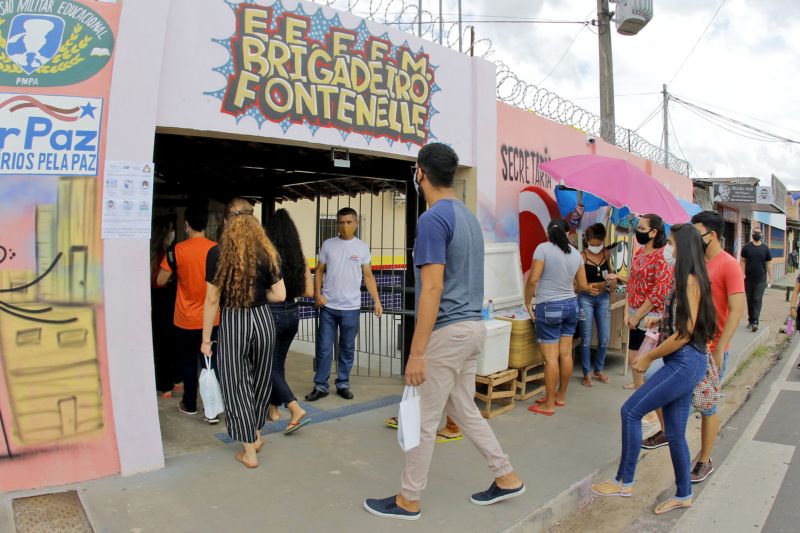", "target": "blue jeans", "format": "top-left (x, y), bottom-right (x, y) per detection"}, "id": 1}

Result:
top-left (314, 307), bottom-right (360, 393)
top-left (269, 303), bottom-right (300, 406)
top-left (535, 297), bottom-right (579, 344)
top-left (617, 344), bottom-right (707, 498)
top-left (578, 293), bottom-right (610, 374)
